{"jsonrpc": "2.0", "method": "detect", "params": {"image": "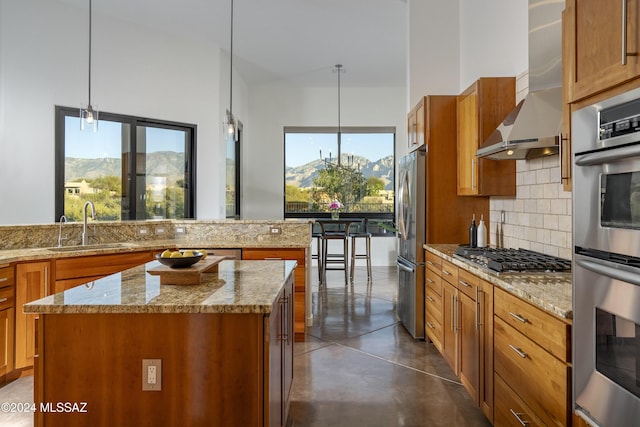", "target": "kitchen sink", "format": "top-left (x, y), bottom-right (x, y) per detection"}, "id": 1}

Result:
top-left (47, 242), bottom-right (138, 252)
